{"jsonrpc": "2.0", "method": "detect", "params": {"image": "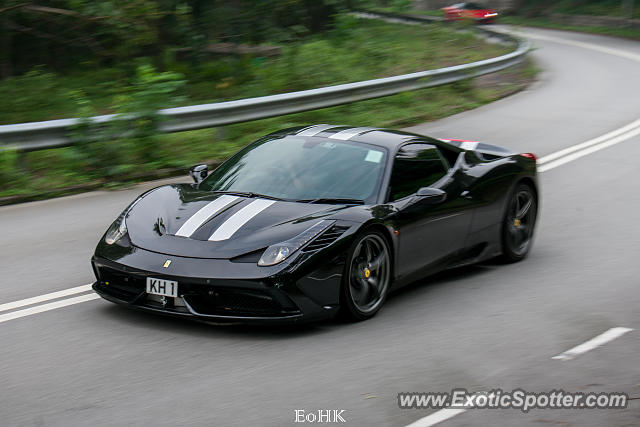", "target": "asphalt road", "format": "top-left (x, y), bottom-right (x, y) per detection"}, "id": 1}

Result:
top-left (1, 26), bottom-right (640, 427)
